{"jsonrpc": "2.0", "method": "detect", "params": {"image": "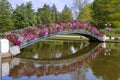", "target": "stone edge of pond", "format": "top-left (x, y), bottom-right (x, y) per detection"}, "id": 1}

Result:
top-left (1, 53), bottom-right (12, 59)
